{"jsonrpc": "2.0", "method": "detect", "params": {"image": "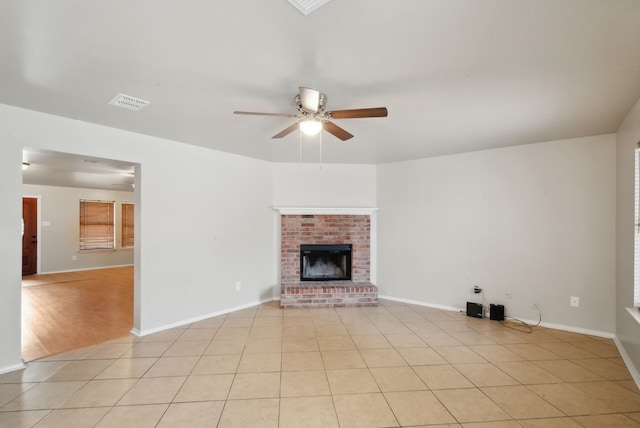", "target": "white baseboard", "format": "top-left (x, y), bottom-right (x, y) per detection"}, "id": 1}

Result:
top-left (529, 319), bottom-right (614, 339)
top-left (131, 297), bottom-right (276, 337)
top-left (40, 264), bottom-right (134, 275)
top-left (379, 294), bottom-right (615, 339)
top-left (378, 294), bottom-right (464, 313)
top-left (614, 336), bottom-right (640, 390)
top-left (0, 362), bottom-right (26, 376)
